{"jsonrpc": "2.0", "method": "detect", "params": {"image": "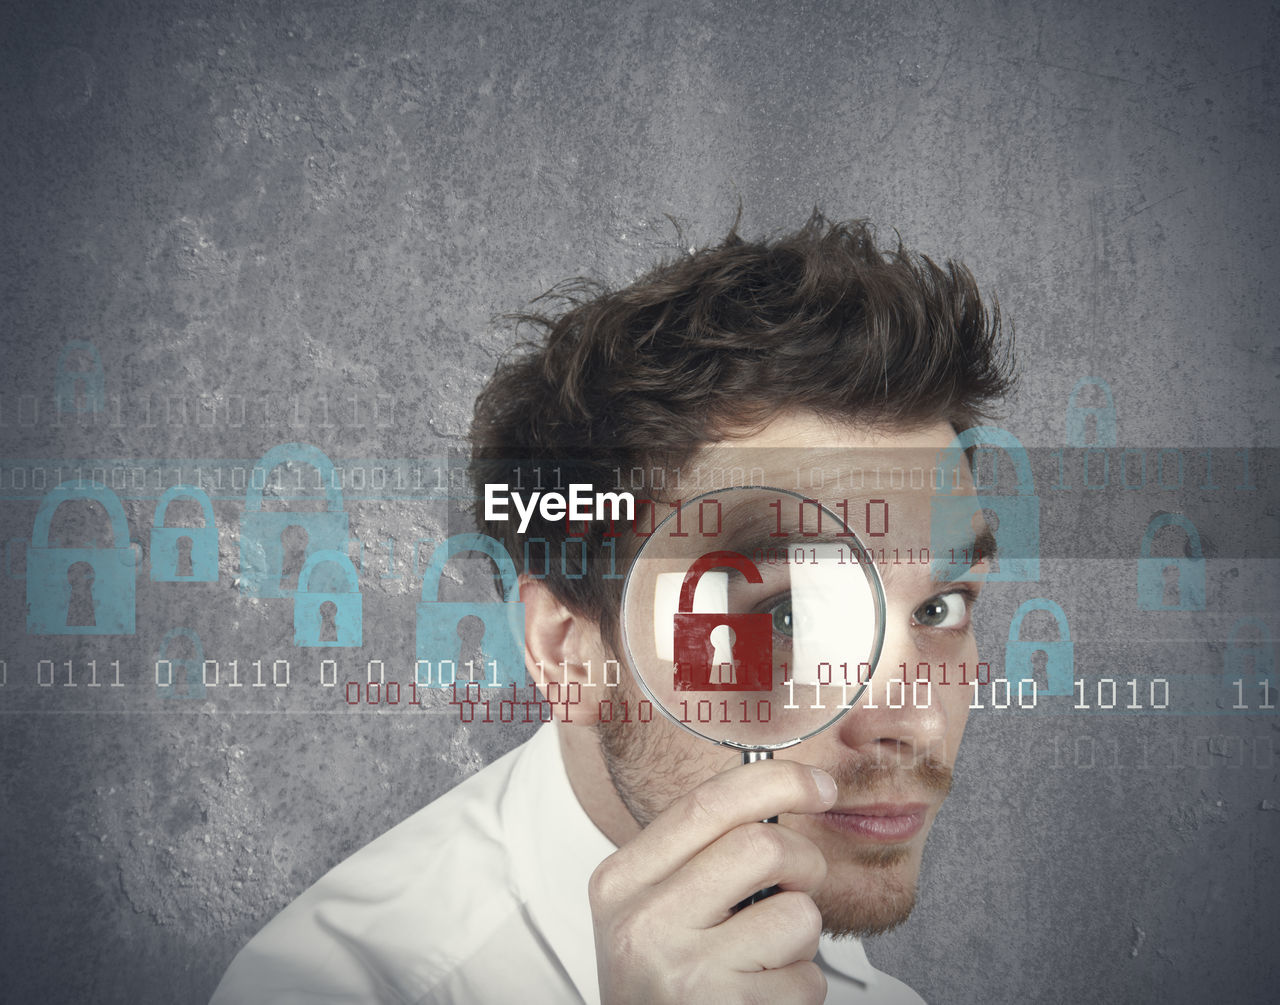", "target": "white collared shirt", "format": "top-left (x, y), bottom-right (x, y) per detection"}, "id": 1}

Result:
top-left (210, 723), bottom-right (925, 1004)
